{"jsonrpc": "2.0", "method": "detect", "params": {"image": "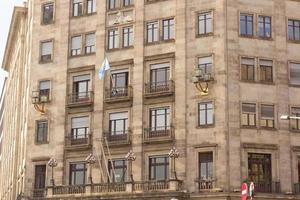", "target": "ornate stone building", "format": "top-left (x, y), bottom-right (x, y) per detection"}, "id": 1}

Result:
top-left (1, 0), bottom-right (300, 200)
